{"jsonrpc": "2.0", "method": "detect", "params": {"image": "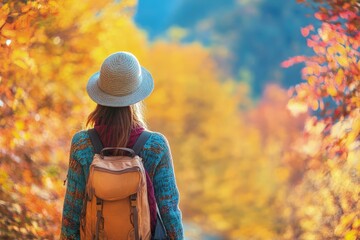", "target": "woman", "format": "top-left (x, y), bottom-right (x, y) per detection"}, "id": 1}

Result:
top-left (60, 52), bottom-right (183, 239)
